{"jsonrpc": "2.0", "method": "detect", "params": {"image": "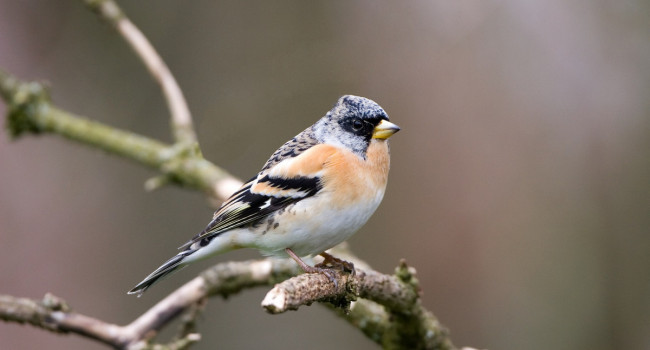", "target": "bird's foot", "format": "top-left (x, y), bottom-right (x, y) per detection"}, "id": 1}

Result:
top-left (298, 264), bottom-right (341, 288)
top-left (316, 252), bottom-right (356, 276)
top-left (284, 248), bottom-right (353, 288)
